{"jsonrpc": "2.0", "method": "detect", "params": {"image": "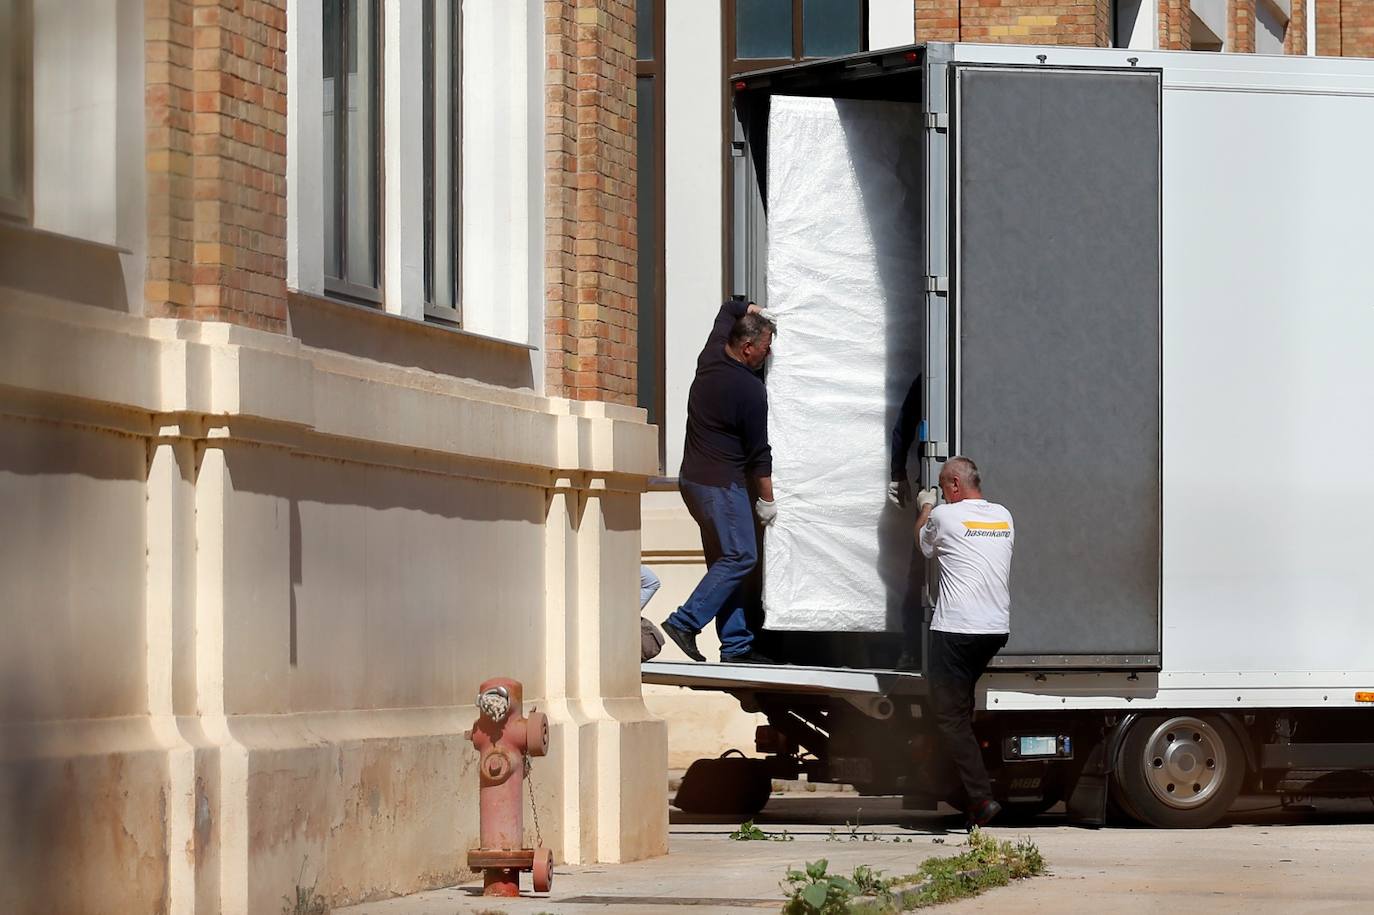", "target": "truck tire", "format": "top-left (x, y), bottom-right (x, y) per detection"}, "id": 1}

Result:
top-left (1113, 714), bottom-right (1245, 828)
